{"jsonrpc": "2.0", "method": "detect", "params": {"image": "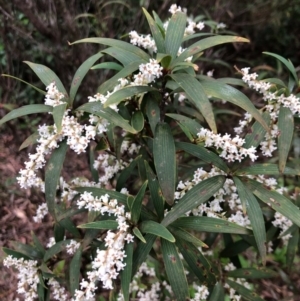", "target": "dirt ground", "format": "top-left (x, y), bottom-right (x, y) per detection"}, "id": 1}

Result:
top-left (0, 129), bottom-right (300, 301)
